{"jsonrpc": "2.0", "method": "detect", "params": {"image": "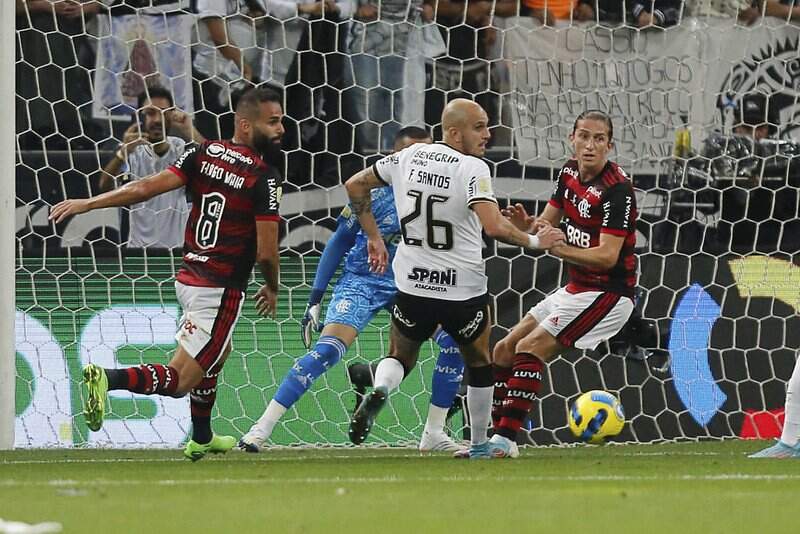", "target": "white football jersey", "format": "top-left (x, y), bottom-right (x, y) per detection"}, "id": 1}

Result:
top-left (373, 142), bottom-right (496, 301)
